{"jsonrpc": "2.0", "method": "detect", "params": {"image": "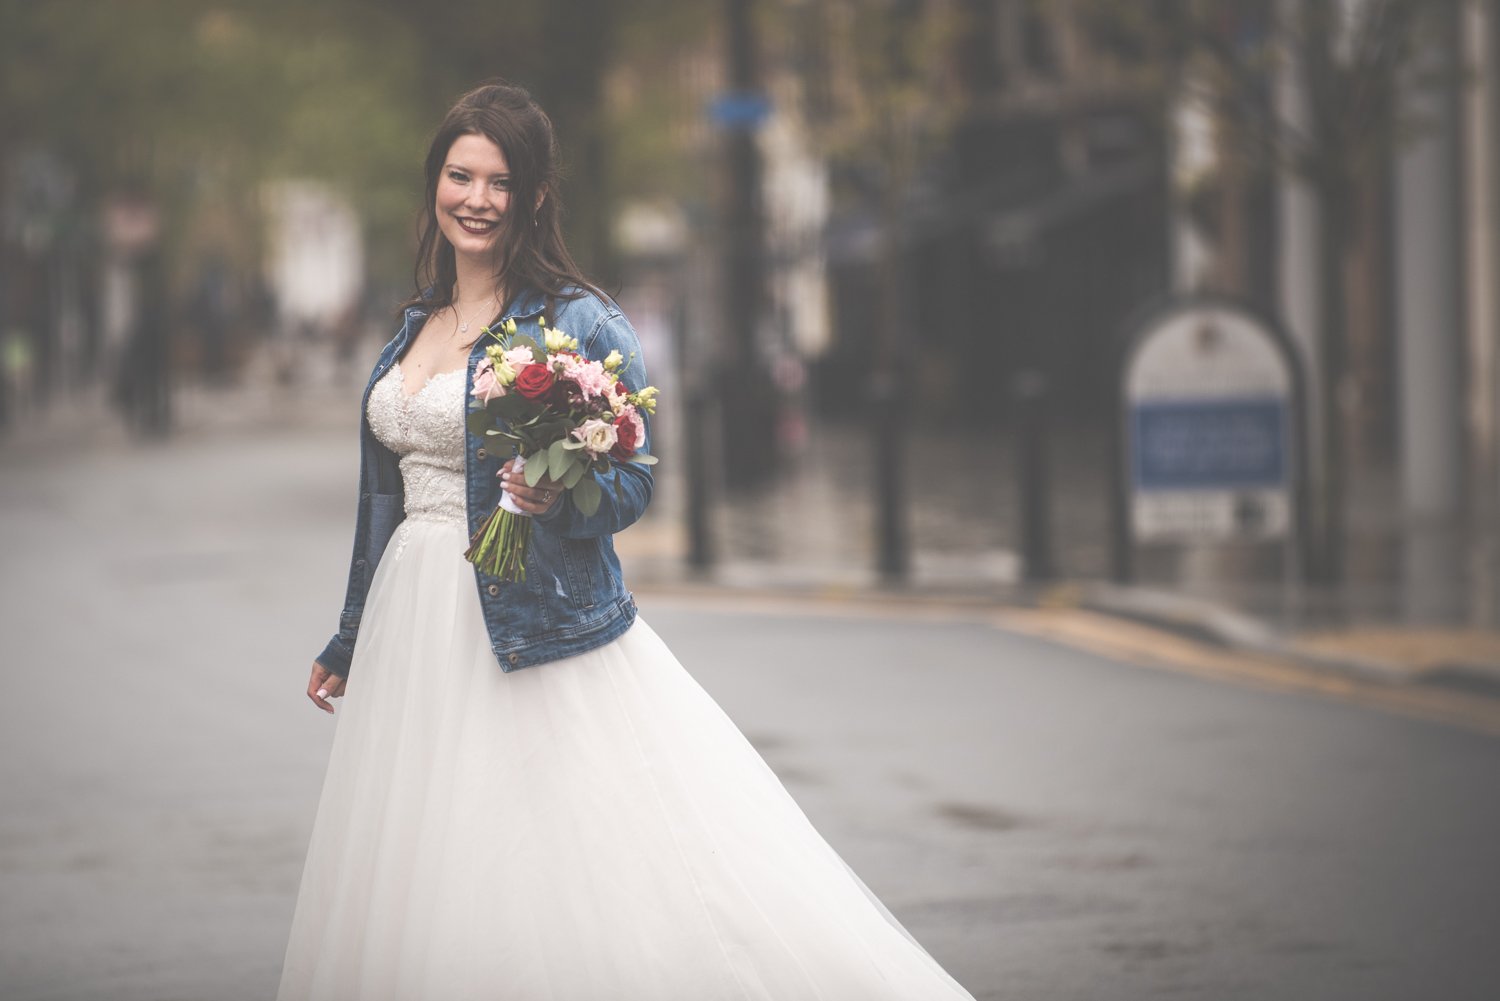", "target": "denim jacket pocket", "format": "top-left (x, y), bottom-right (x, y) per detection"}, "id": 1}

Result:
top-left (525, 527), bottom-right (599, 614)
top-left (559, 536), bottom-right (599, 610)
